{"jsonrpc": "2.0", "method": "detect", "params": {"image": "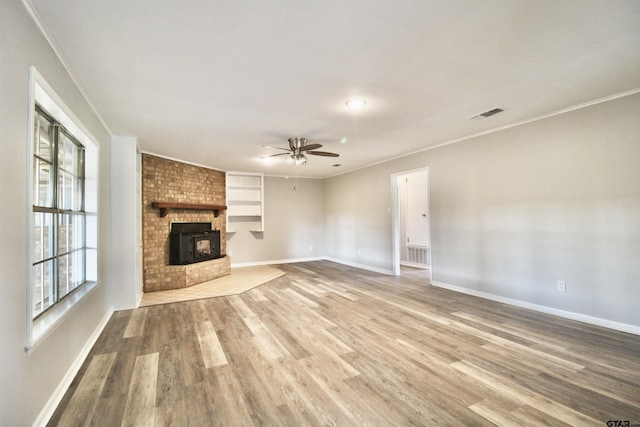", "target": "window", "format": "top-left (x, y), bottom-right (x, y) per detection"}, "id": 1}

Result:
top-left (26, 66), bottom-right (100, 353)
top-left (32, 106), bottom-right (86, 318)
